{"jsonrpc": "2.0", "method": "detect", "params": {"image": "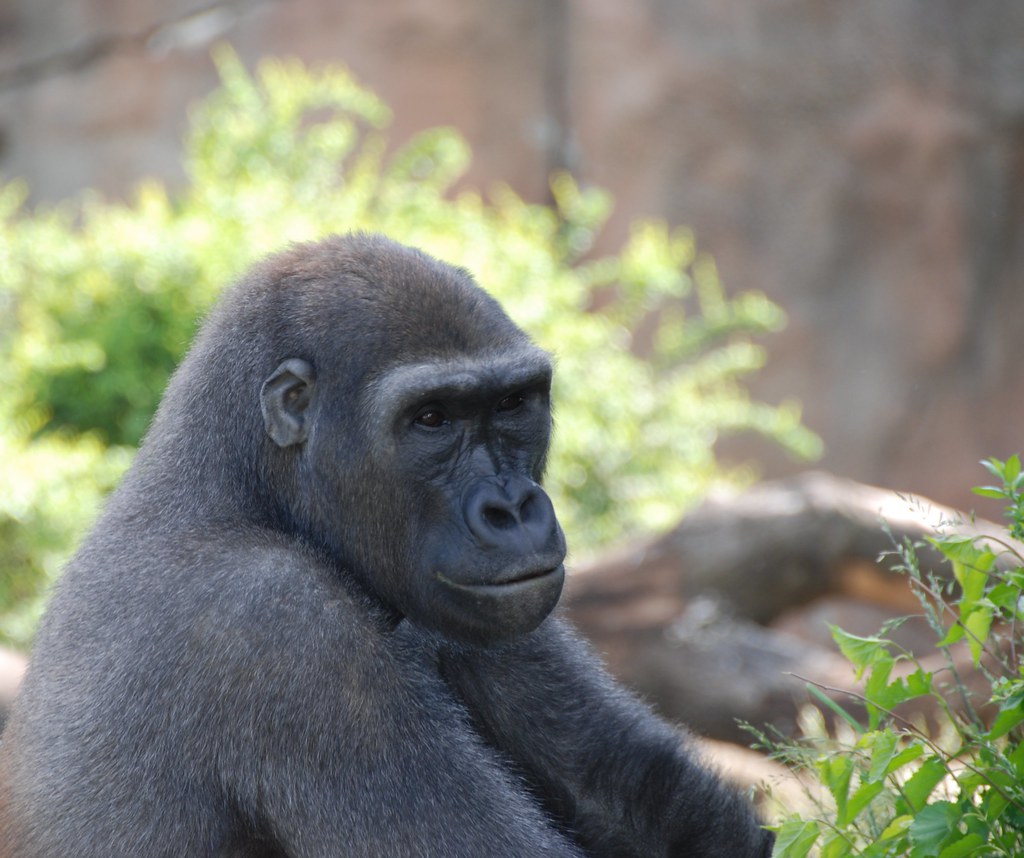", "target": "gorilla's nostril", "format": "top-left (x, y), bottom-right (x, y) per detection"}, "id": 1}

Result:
top-left (482, 503), bottom-right (517, 531)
